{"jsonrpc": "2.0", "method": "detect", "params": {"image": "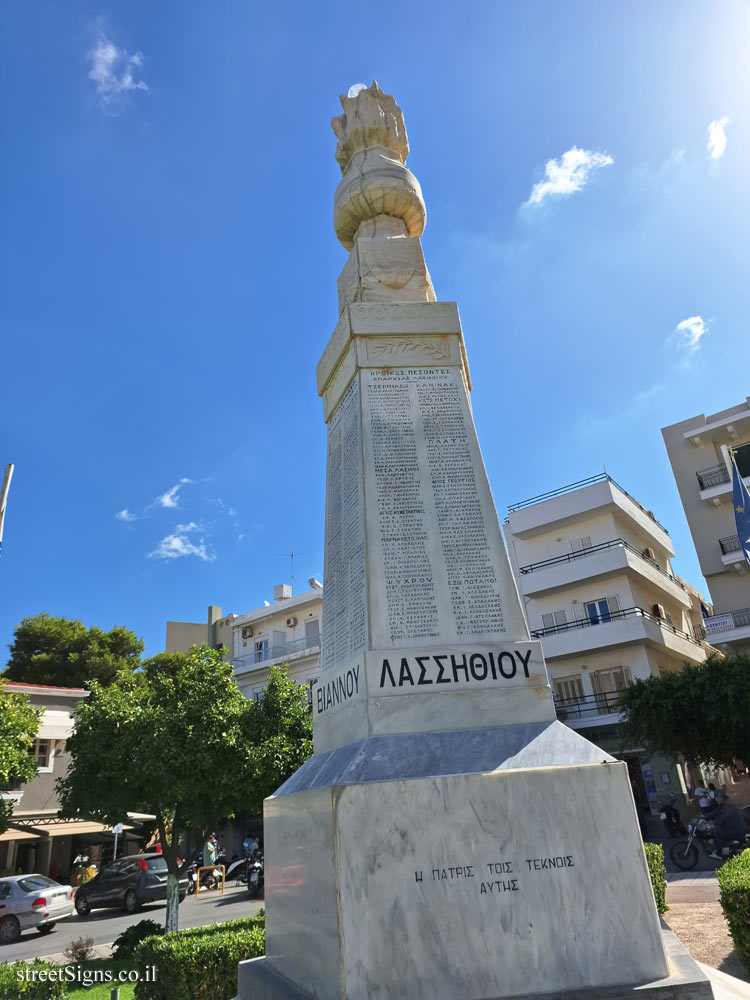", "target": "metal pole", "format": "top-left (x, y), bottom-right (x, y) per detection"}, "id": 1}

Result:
top-left (0, 464), bottom-right (14, 554)
top-left (720, 444), bottom-right (734, 479)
